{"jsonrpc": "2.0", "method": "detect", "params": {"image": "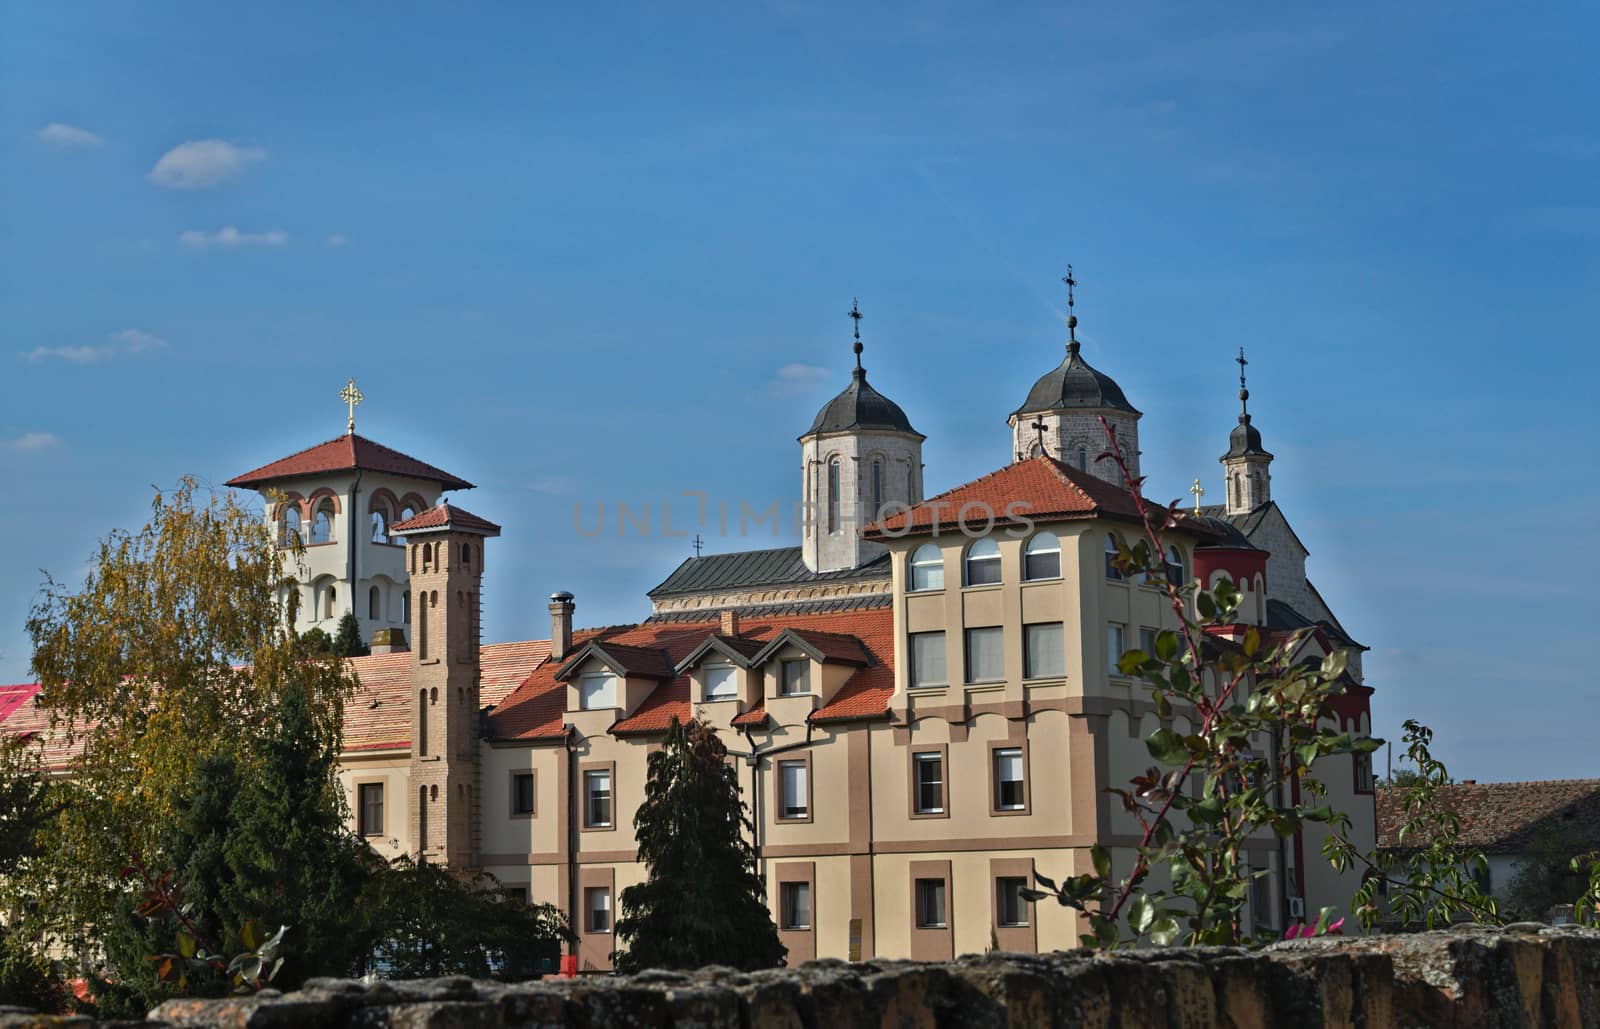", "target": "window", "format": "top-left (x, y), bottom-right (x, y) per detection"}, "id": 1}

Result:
top-left (586, 887), bottom-right (611, 933)
top-left (964, 537), bottom-right (1001, 586)
top-left (371, 509), bottom-right (388, 544)
top-left (827, 458), bottom-right (841, 534)
top-left (780, 658), bottom-right (809, 696)
top-left (915, 878), bottom-right (947, 929)
top-left (311, 500), bottom-right (335, 544)
top-left (324, 585), bottom-right (337, 618)
top-left (780, 882), bottom-right (812, 930)
top-left (461, 543), bottom-right (471, 566)
top-left (1022, 531), bottom-right (1061, 580)
top-left (1107, 623), bottom-right (1127, 675)
top-left (994, 747), bottom-right (1025, 811)
top-left (1354, 752), bottom-right (1375, 794)
top-left (703, 663), bottom-right (737, 702)
top-left (1140, 626), bottom-right (1159, 659)
top-left (1104, 533), bottom-right (1122, 579)
top-left (1232, 473), bottom-right (1242, 508)
top-left (400, 504), bottom-right (417, 524)
top-left (358, 783), bottom-right (383, 836)
top-left (1023, 622), bottom-right (1064, 680)
top-left (280, 506), bottom-right (302, 546)
top-left (579, 673), bottom-right (617, 710)
top-left (778, 760), bottom-right (808, 819)
top-left (872, 460), bottom-right (883, 520)
top-left (997, 877), bottom-right (1029, 927)
top-left (1249, 865), bottom-right (1273, 928)
top-left (910, 544), bottom-right (944, 592)
top-left (964, 626), bottom-right (1004, 683)
top-left (369, 585), bottom-right (381, 620)
top-left (584, 769), bottom-right (612, 827)
top-left (1077, 446), bottom-right (1088, 471)
top-left (512, 772), bottom-right (535, 816)
top-left (402, 591), bottom-right (411, 625)
top-left (1165, 545), bottom-right (1186, 588)
top-left (909, 631), bottom-right (947, 688)
top-left (913, 753), bottom-right (945, 814)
